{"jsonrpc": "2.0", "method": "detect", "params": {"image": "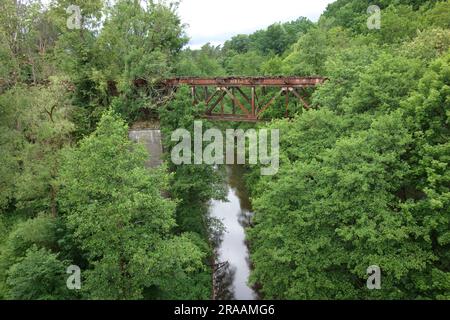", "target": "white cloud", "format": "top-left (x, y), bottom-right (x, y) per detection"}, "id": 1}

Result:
top-left (177, 0), bottom-right (336, 49)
